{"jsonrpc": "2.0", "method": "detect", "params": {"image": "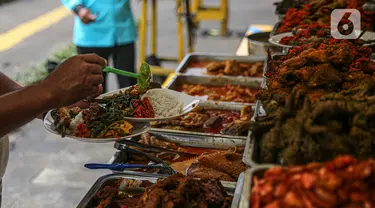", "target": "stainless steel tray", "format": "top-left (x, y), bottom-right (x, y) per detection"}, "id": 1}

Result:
top-left (175, 52), bottom-right (266, 79)
top-left (243, 101), bottom-right (266, 167)
top-left (164, 74), bottom-right (262, 105)
top-left (77, 173), bottom-right (237, 208)
top-left (107, 129), bottom-right (246, 188)
top-left (76, 173), bottom-right (162, 208)
top-left (150, 101), bottom-right (255, 141)
top-left (269, 21), bottom-right (282, 37)
top-left (237, 166), bottom-right (276, 208)
top-left (166, 73), bottom-right (263, 88)
top-left (231, 172), bottom-right (245, 208)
